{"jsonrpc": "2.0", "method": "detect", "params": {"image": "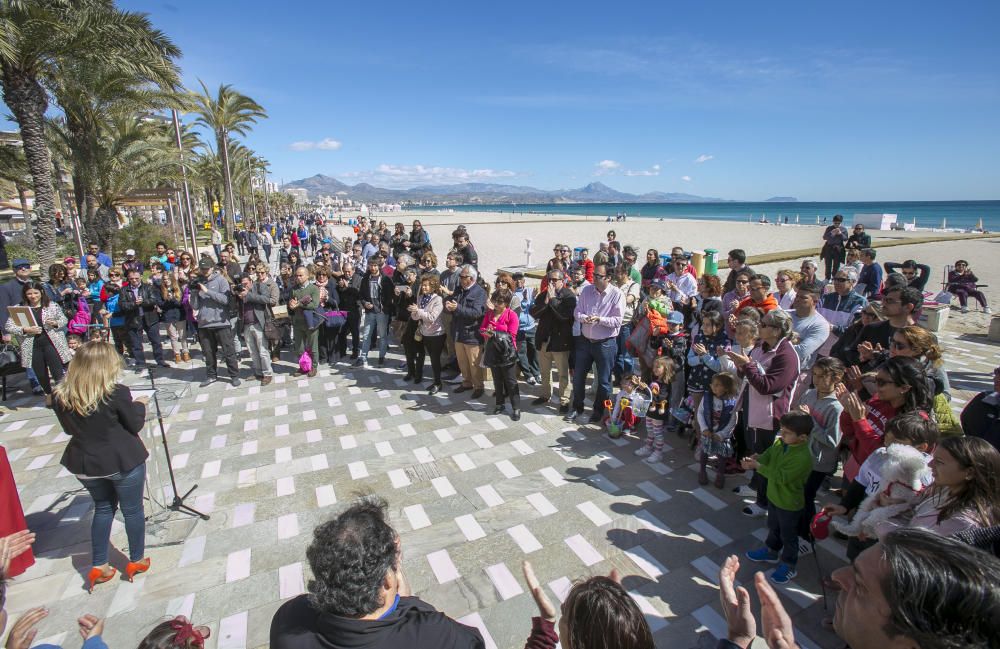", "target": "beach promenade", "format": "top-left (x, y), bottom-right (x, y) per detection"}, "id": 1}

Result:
top-left (2, 217), bottom-right (998, 649)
